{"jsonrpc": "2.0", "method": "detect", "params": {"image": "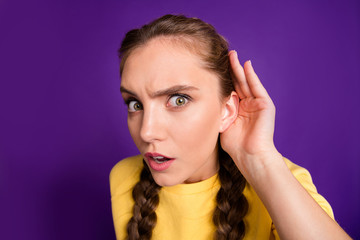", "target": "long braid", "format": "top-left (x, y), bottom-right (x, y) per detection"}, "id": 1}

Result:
top-left (213, 147), bottom-right (248, 240)
top-left (120, 14), bottom-right (249, 239)
top-left (126, 161), bottom-right (161, 240)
